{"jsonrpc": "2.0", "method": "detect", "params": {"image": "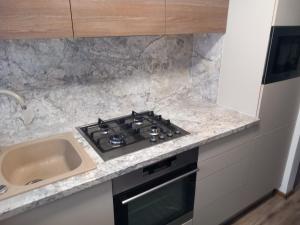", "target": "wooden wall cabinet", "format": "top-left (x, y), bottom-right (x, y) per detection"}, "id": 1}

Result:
top-left (0, 0), bottom-right (73, 39)
top-left (70, 0), bottom-right (165, 37)
top-left (0, 0), bottom-right (229, 39)
top-left (166, 0), bottom-right (229, 34)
